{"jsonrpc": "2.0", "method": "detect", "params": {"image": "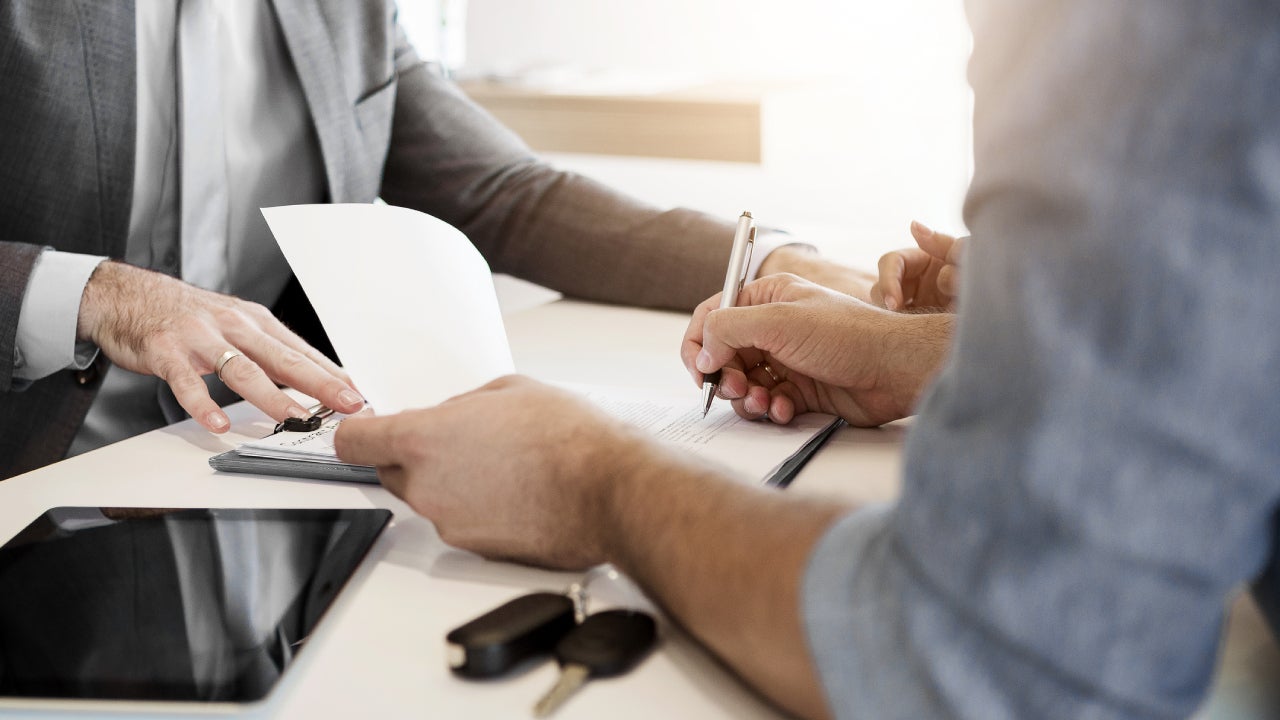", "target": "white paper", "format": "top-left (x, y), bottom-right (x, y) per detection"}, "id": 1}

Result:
top-left (263, 204), bottom-right (514, 414)
top-left (571, 385), bottom-right (839, 484)
top-left (238, 417), bottom-right (346, 464)
top-left (234, 385), bottom-right (837, 485)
